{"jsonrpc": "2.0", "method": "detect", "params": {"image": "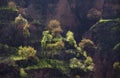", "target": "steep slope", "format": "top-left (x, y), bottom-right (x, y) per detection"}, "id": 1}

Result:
top-left (85, 19), bottom-right (120, 78)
